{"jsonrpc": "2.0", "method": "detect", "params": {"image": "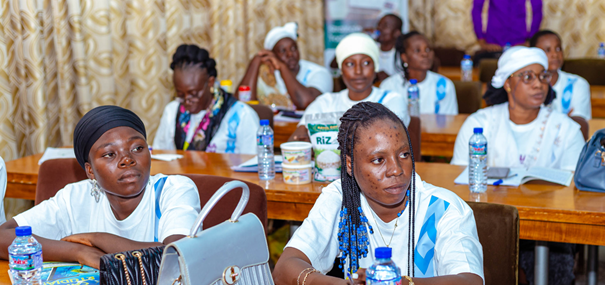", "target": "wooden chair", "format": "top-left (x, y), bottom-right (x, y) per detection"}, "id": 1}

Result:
top-left (433, 47), bottom-right (466, 67)
top-left (453, 80), bottom-right (483, 114)
top-left (562, 59), bottom-right (605, 86)
top-left (35, 159), bottom-right (268, 231)
top-left (248, 104), bottom-right (274, 129)
top-left (478, 59), bottom-right (498, 83)
top-left (467, 201), bottom-right (519, 285)
top-left (570, 116), bottom-right (589, 140)
top-left (408, 116), bottom-right (421, 161)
